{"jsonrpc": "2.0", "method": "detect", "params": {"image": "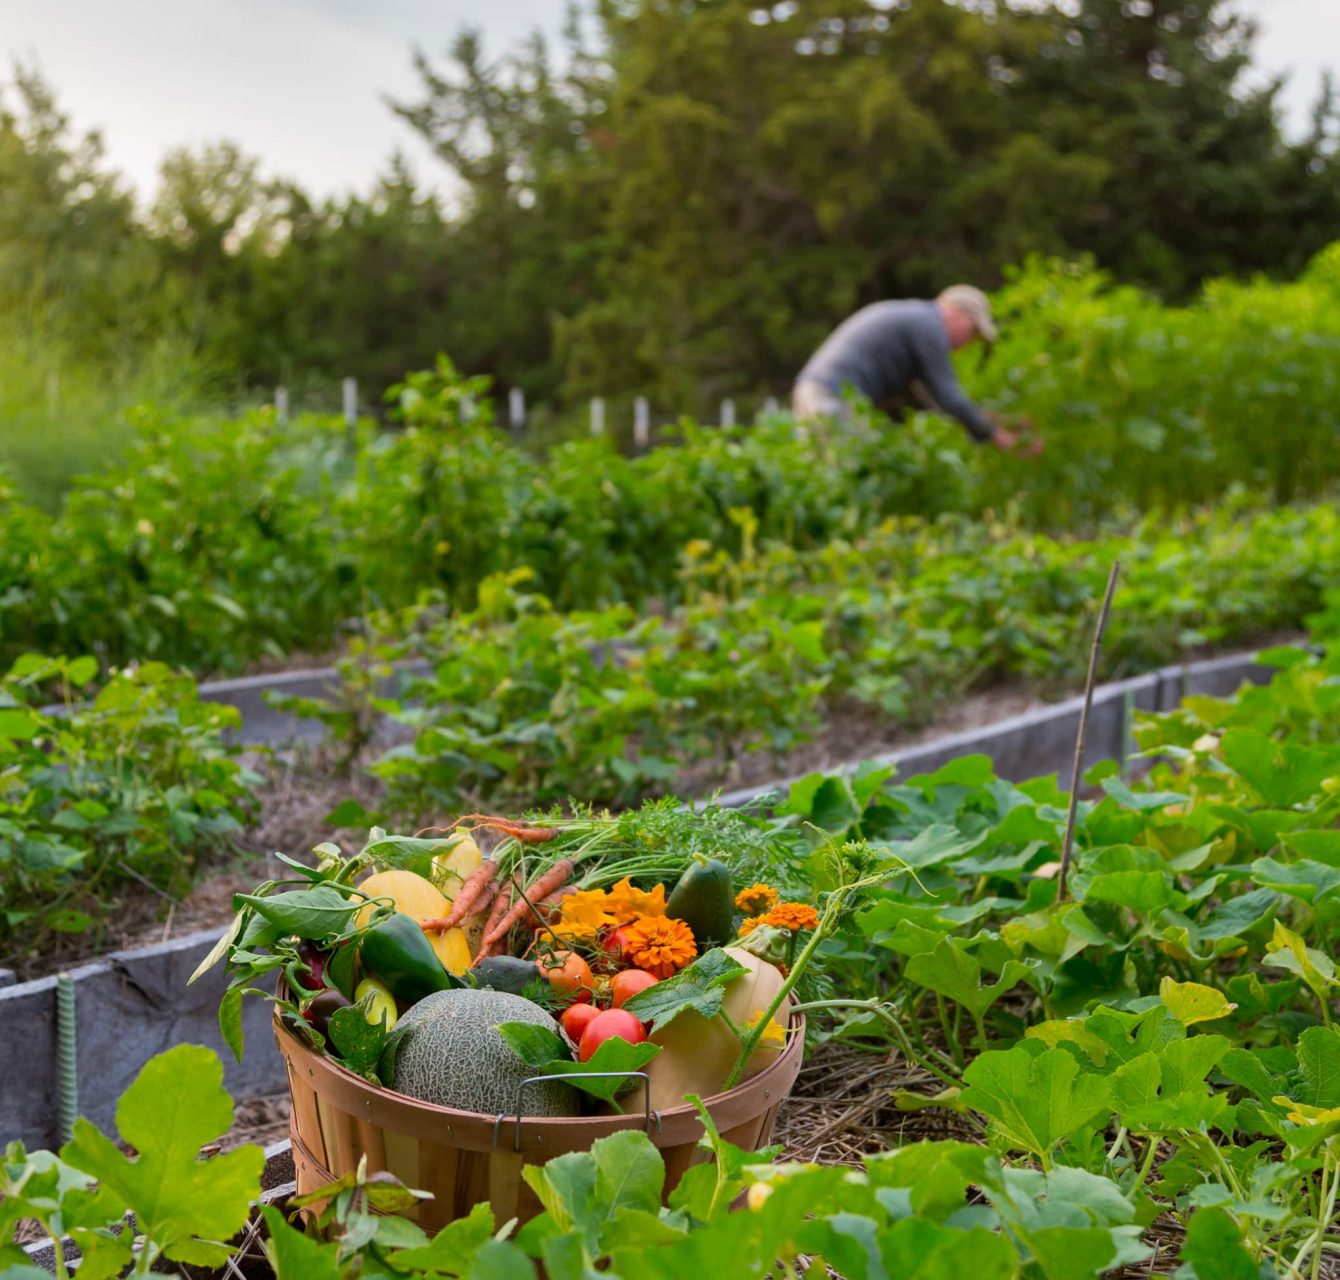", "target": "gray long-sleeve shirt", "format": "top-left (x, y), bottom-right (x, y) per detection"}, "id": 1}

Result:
top-left (796, 300), bottom-right (995, 443)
